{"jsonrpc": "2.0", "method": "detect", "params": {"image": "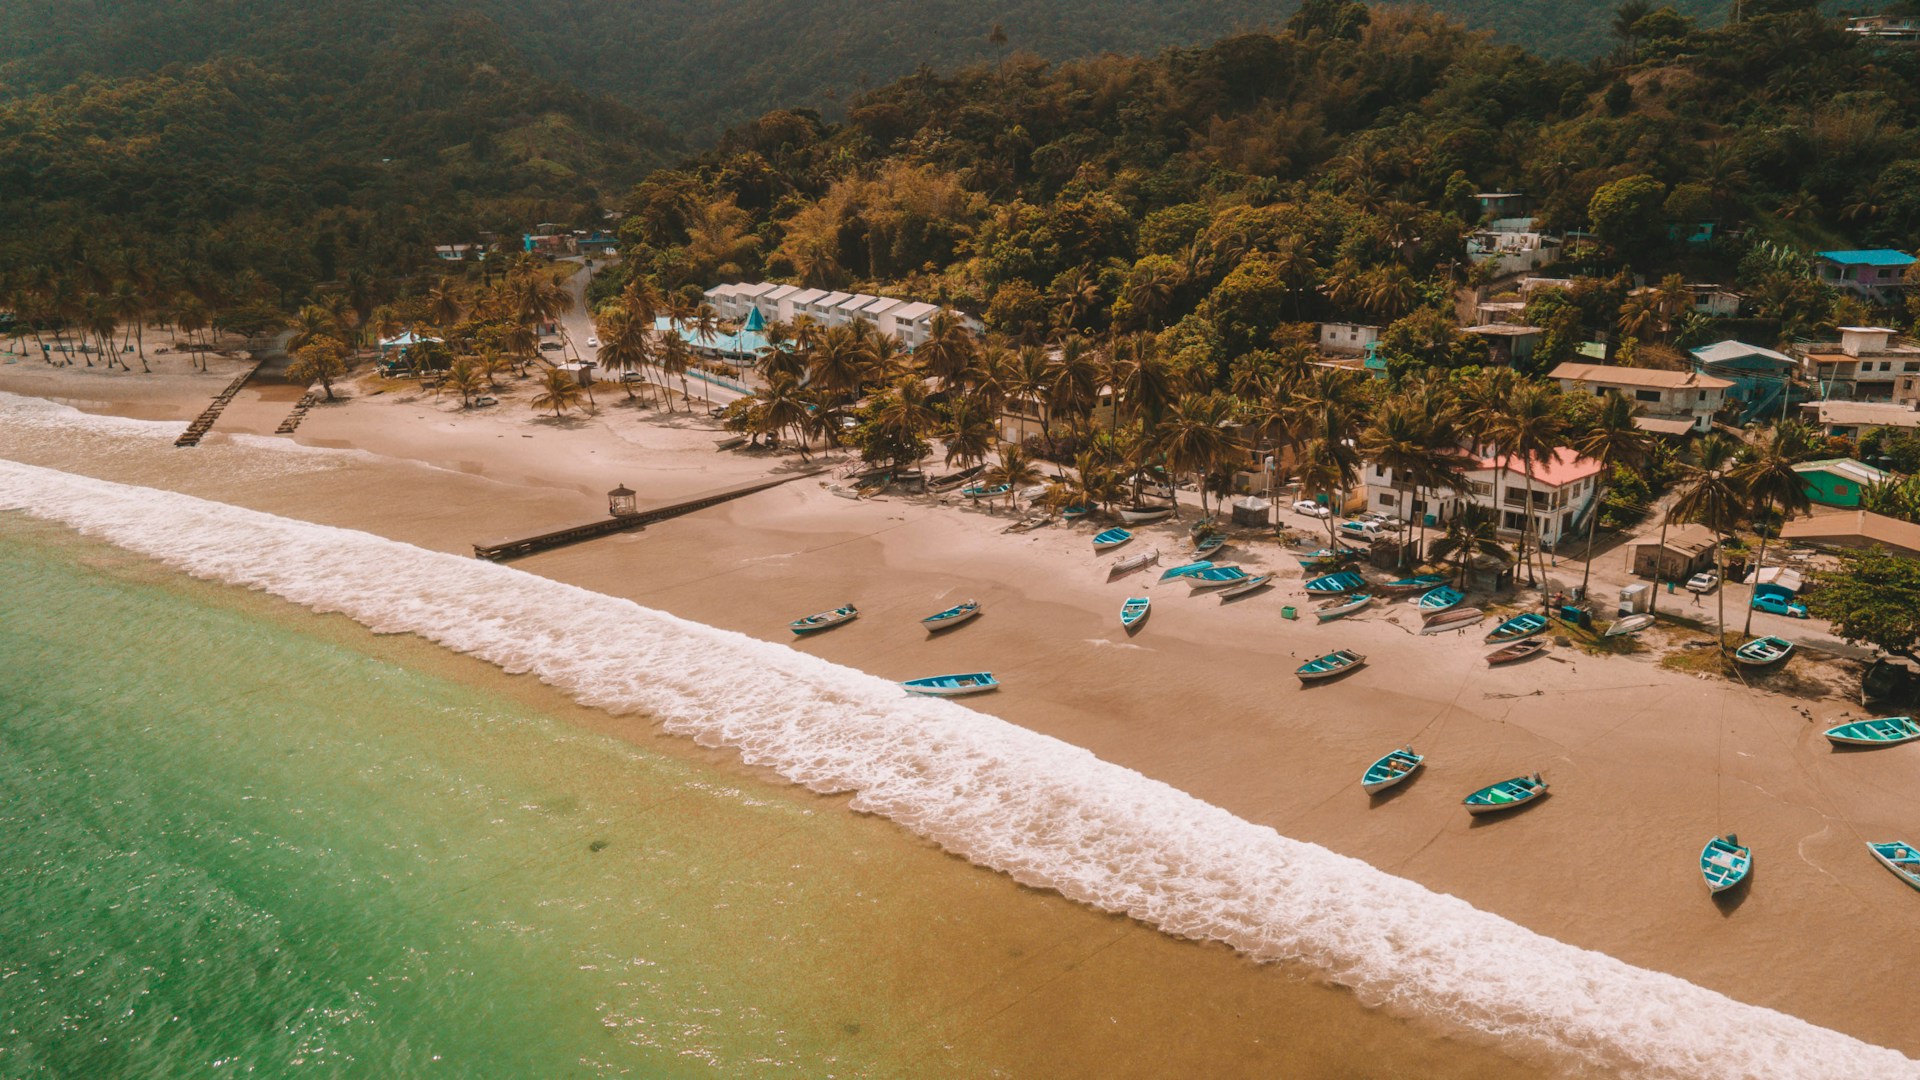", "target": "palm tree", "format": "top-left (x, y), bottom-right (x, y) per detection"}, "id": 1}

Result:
top-left (983, 440), bottom-right (1044, 512)
top-left (595, 308), bottom-right (652, 402)
top-left (426, 283), bottom-right (463, 330)
top-left (531, 365), bottom-right (587, 418)
top-left (1731, 424), bottom-right (1813, 635)
top-left (1155, 392), bottom-right (1236, 517)
top-left (1296, 435), bottom-right (1360, 550)
top-left (1571, 392), bottom-right (1652, 601)
top-left (874, 375), bottom-right (938, 470)
top-left (442, 359), bottom-right (487, 408)
top-left (1360, 396), bottom-right (1437, 566)
top-left (753, 371), bottom-right (812, 457)
top-left (939, 394), bottom-right (998, 471)
top-left (1488, 382), bottom-right (1566, 589)
top-left (1429, 507), bottom-right (1511, 587)
top-left (918, 311), bottom-right (977, 390)
top-left (808, 324), bottom-right (872, 400)
top-left (657, 330), bottom-right (694, 410)
top-left (1670, 434), bottom-right (1745, 648)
